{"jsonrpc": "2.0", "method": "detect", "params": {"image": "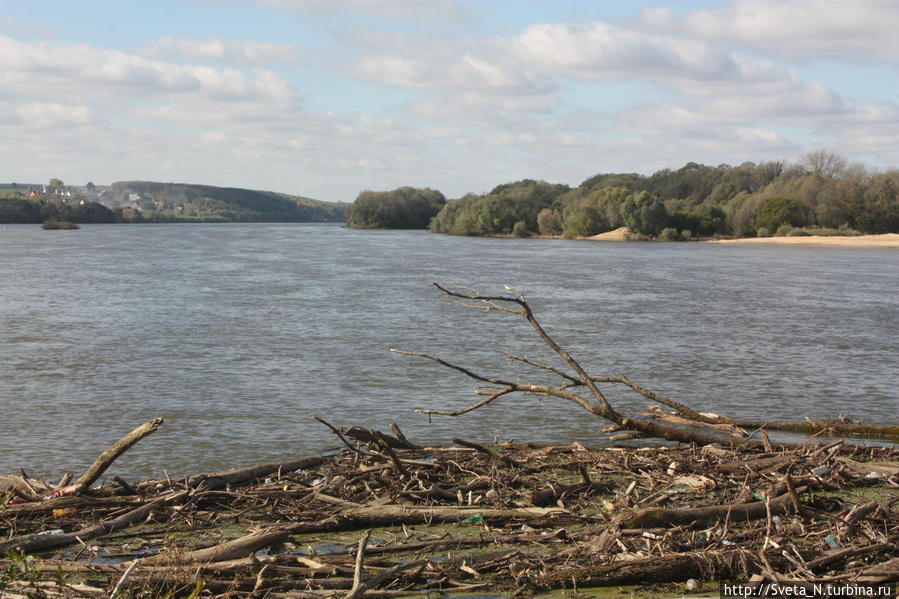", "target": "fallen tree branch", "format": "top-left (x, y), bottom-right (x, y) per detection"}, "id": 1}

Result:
top-left (626, 490), bottom-right (799, 528)
top-left (75, 418), bottom-right (163, 489)
top-left (395, 283), bottom-right (788, 449)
